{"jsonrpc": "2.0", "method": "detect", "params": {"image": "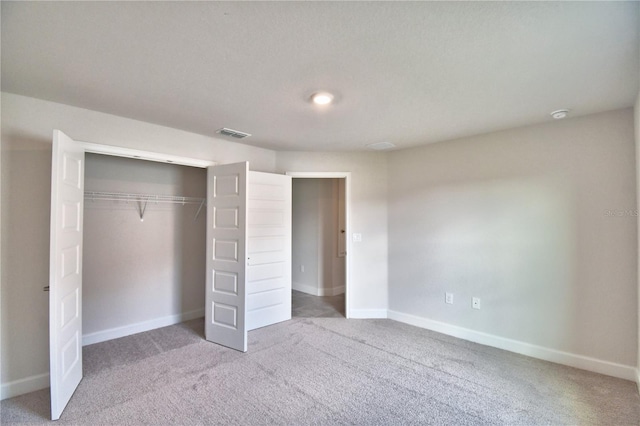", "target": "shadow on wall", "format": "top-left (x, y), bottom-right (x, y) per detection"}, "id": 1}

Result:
top-left (176, 173), bottom-right (207, 316)
top-left (389, 175), bottom-right (580, 351)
